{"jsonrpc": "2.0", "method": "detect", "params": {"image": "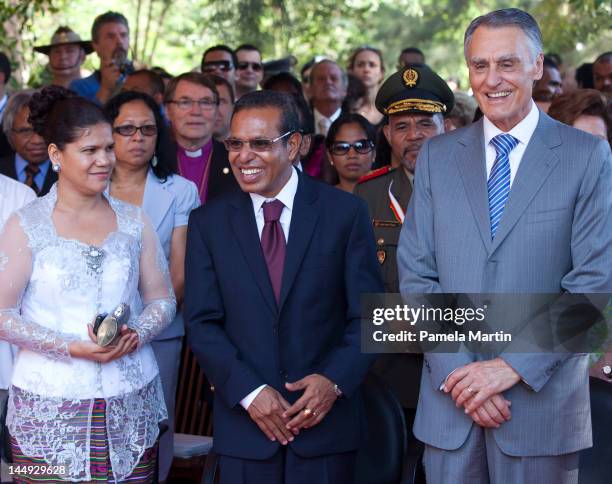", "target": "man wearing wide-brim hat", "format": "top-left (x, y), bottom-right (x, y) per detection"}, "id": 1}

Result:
top-left (34, 26), bottom-right (92, 89)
